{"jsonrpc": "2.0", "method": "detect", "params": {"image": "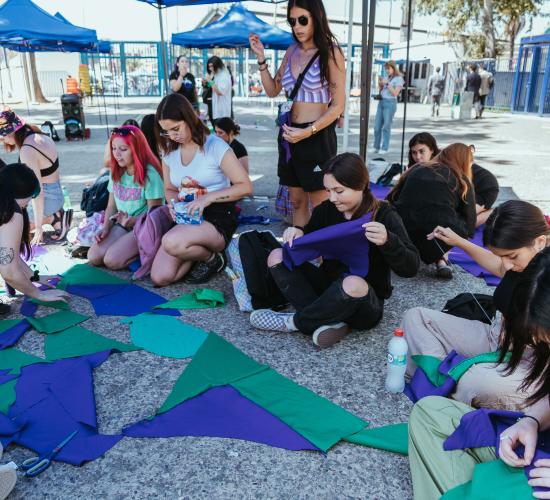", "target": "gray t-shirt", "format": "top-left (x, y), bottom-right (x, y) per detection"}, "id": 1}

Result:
top-left (381, 75), bottom-right (404, 100)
